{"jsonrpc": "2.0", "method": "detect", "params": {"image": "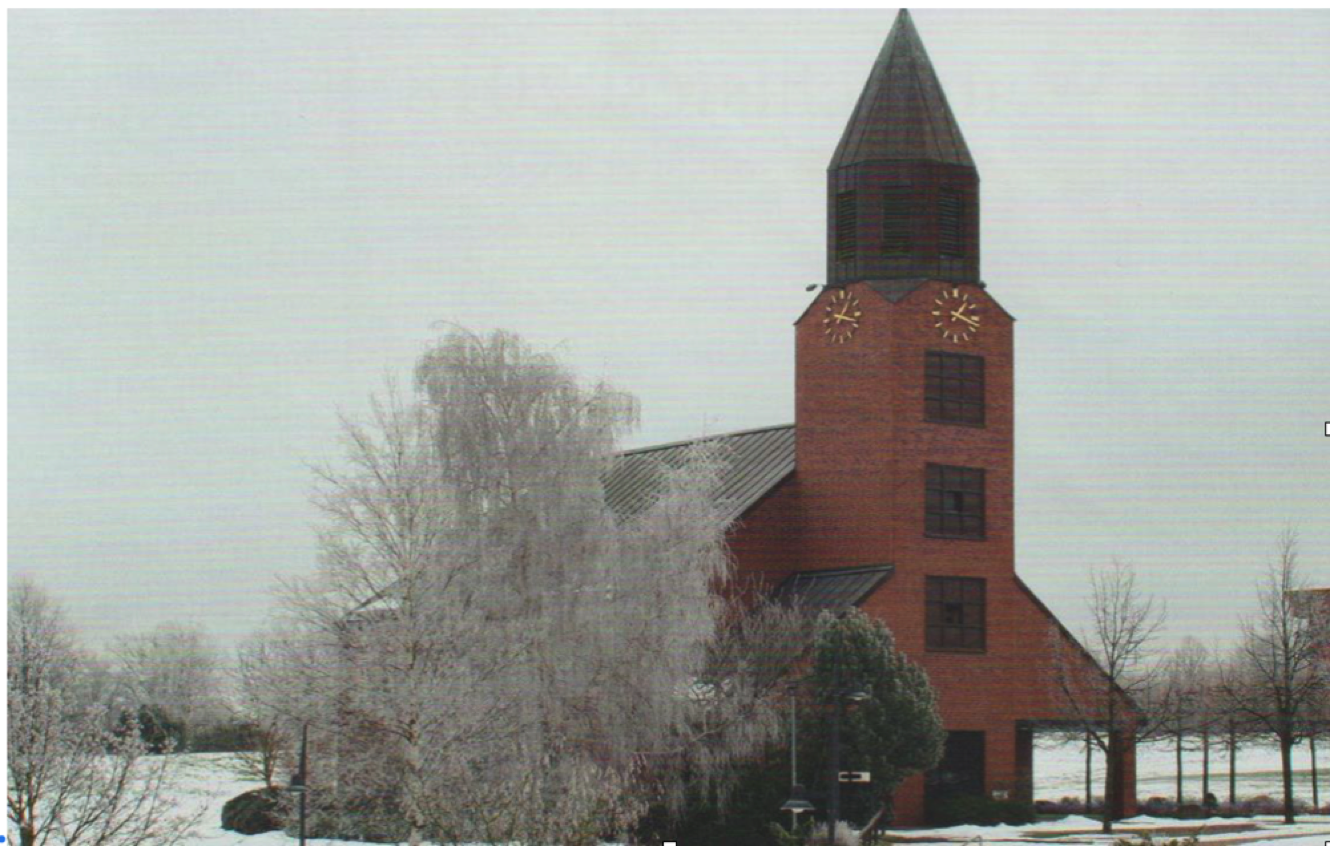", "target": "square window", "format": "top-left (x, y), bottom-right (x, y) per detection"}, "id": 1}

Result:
top-left (926, 463), bottom-right (985, 539)
top-left (925, 352), bottom-right (984, 426)
top-left (926, 576), bottom-right (986, 651)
